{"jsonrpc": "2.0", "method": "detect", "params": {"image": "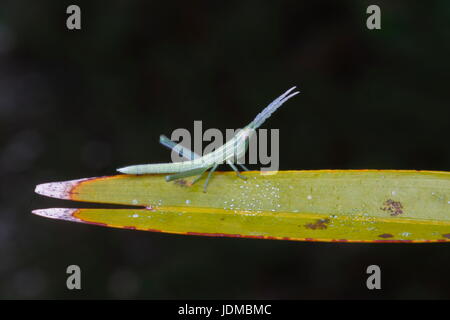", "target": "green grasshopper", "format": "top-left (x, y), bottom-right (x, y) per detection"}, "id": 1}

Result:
top-left (117, 86), bottom-right (299, 191)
